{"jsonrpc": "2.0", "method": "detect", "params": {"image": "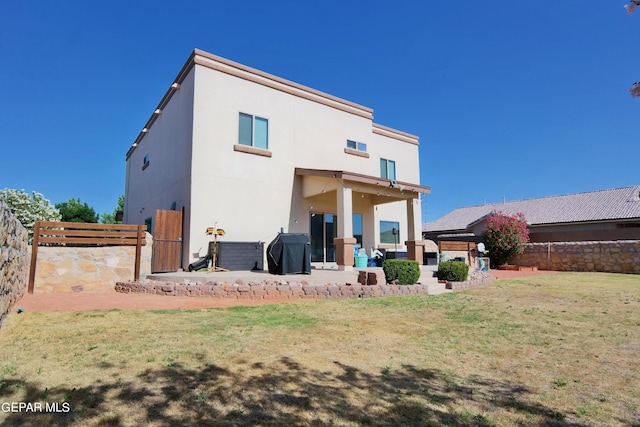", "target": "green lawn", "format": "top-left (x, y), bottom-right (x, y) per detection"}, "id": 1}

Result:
top-left (0, 272), bottom-right (638, 426)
